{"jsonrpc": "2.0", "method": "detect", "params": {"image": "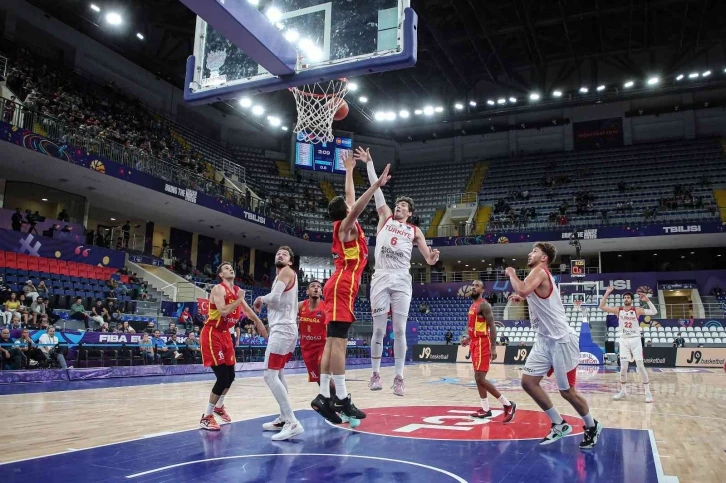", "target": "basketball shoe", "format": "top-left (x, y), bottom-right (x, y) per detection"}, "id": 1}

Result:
top-left (502, 401), bottom-right (517, 424)
top-left (538, 420), bottom-right (572, 445)
top-left (335, 393), bottom-right (367, 419)
top-left (271, 420), bottom-right (304, 441)
top-left (470, 409), bottom-right (493, 418)
top-left (579, 421), bottom-right (603, 449)
top-left (613, 390), bottom-right (627, 400)
top-left (369, 372), bottom-right (382, 391)
top-left (199, 414), bottom-right (221, 431)
top-left (262, 416), bottom-right (286, 431)
top-left (392, 375), bottom-right (405, 396)
top-left (311, 394), bottom-right (342, 424)
top-left (214, 405), bottom-right (231, 424)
